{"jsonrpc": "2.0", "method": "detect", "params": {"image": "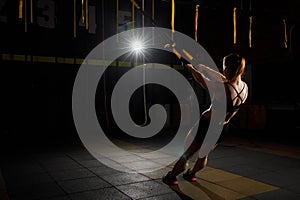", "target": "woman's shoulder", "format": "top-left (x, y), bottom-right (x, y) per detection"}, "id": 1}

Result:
top-left (241, 80), bottom-right (248, 90)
